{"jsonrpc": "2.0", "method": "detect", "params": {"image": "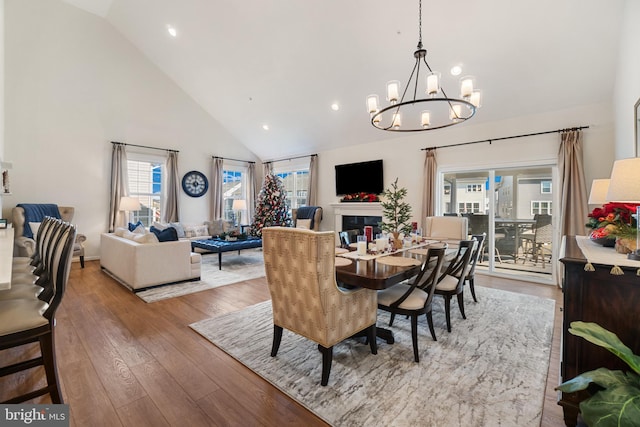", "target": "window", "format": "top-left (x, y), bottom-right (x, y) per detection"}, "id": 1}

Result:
top-left (541, 181), bottom-right (552, 194)
top-left (223, 165), bottom-right (247, 223)
top-left (458, 202), bottom-right (480, 213)
top-left (274, 161), bottom-right (309, 211)
top-left (531, 201), bottom-right (552, 215)
top-left (466, 184), bottom-right (482, 193)
top-left (128, 154), bottom-right (164, 226)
